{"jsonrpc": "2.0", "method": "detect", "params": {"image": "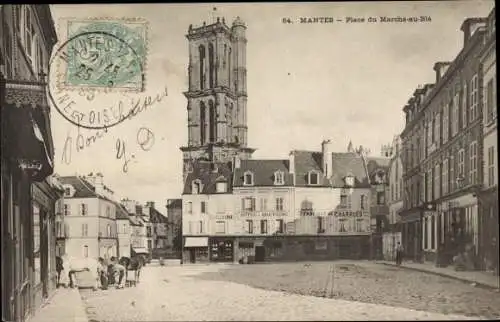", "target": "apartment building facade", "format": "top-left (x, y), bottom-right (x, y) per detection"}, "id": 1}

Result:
top-left (401, 16), bottom-right (488, 266)
top-left (384, 136), bottom-right (404, 261)
top-left (479, 8), bottom-right (498, 273)
top-left (59, 175), bottom-right (118, 260)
